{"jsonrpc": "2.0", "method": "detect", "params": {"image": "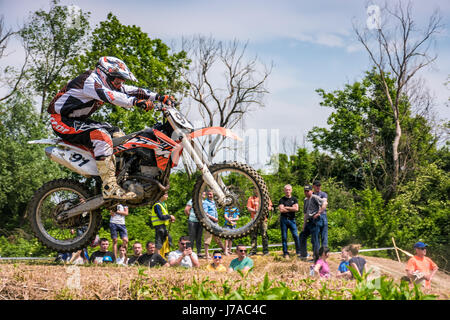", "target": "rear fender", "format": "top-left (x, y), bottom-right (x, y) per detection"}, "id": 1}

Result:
top-left (28, 139), bottom-right (98, 177)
